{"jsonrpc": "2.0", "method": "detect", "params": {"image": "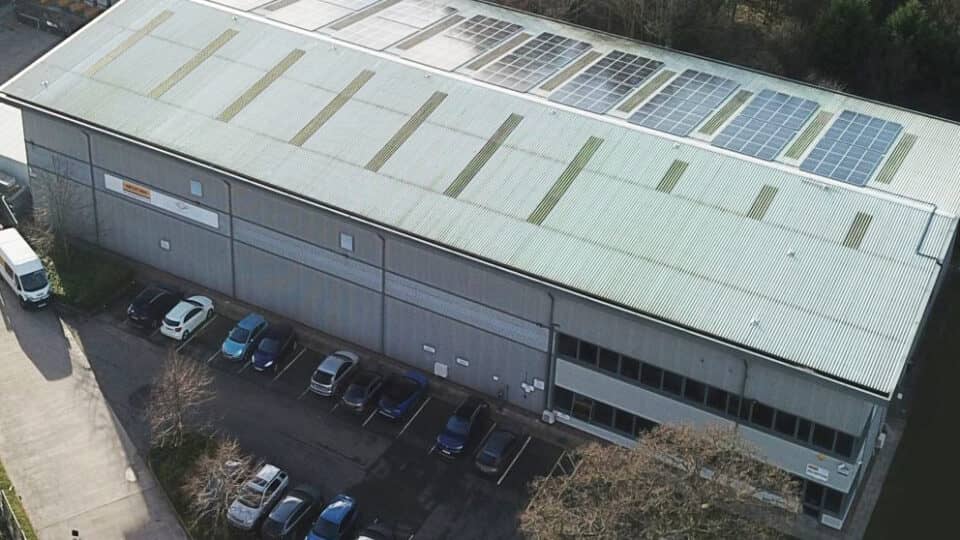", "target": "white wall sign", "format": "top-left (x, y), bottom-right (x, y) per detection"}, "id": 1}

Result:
top-left (805, 463), bottom-right (829, 483)
top-left (422, 344), bottom-right (436, 354)
top-left (105, 174), bottom-right (220, 229)
top-left (533, 378), bottom-right (545, 390)
top-left (434, 362), bottom-right (448, 378)
top-left (456, 357), bottom-right (469, 367)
